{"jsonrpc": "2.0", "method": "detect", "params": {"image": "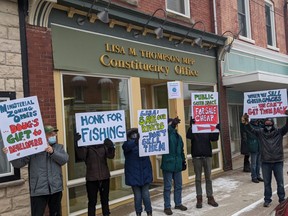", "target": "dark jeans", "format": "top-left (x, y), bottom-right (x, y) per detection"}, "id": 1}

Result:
top-left (86, 179), bottom-right (110, 216)
top-left (132, 184), bottom-right (152, 214)
top-left (250, 152), bottom-right (261, 180)
top-left (262, 162), bottom-right (285, 203)
top-left (30, 191), bottom-right (62, 216)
